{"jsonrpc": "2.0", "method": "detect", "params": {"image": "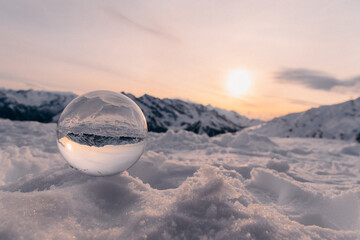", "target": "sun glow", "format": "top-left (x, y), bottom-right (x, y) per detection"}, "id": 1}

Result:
top-left (66, 142), bottom-right (72, 151)
top-left (226, 69), bottom-right (252, 96)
